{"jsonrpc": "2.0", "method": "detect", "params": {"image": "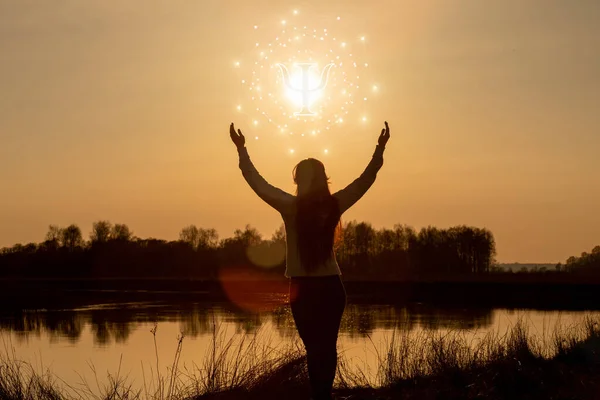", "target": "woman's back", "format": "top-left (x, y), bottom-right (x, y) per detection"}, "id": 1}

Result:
top-left (232, 121), bottom-right (388, 277)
